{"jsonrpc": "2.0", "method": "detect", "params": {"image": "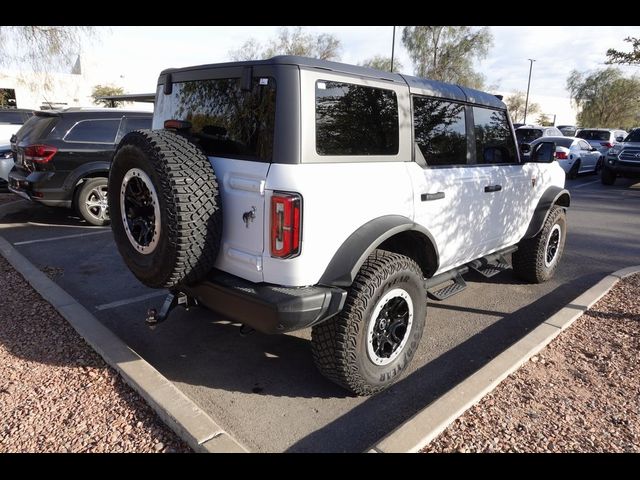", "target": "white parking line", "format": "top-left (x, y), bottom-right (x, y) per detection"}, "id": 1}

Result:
top-left (13, 230), bottom-right (111, 246)
top-left (95, 291), bottom-right (167, 311)
top-left (572, 179), bottom-right (600, 189)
